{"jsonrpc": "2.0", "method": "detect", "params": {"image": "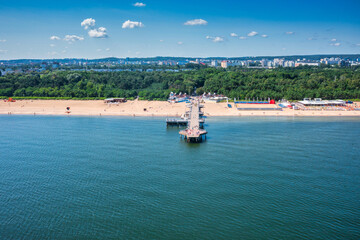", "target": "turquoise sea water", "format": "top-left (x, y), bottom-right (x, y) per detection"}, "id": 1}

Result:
top-left (0, 115), bottom-right (359, 239)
